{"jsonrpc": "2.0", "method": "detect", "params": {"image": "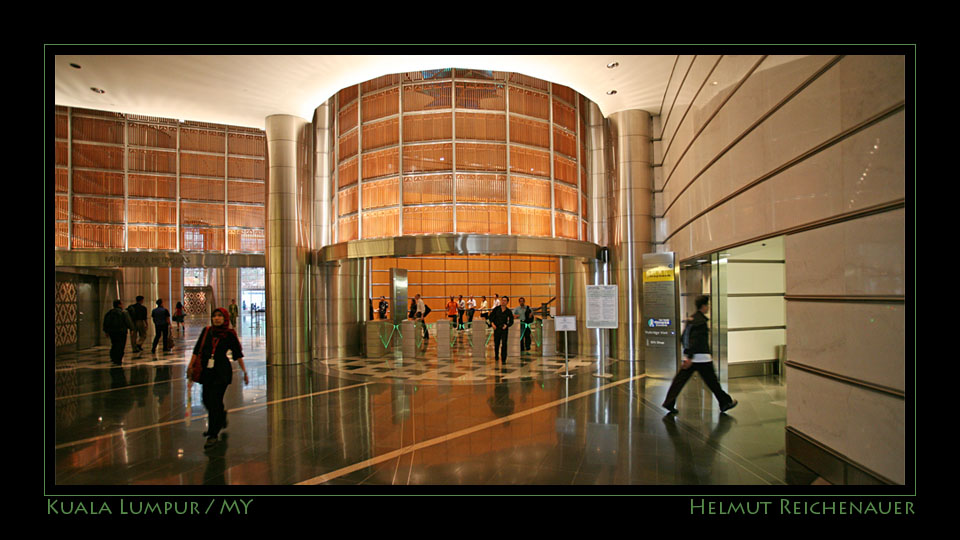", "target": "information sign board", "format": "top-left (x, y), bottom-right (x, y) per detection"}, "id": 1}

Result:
top-left (586, 285), bottom-right (618, 329)
top-left (555, 316), bottom-right (576, 332)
